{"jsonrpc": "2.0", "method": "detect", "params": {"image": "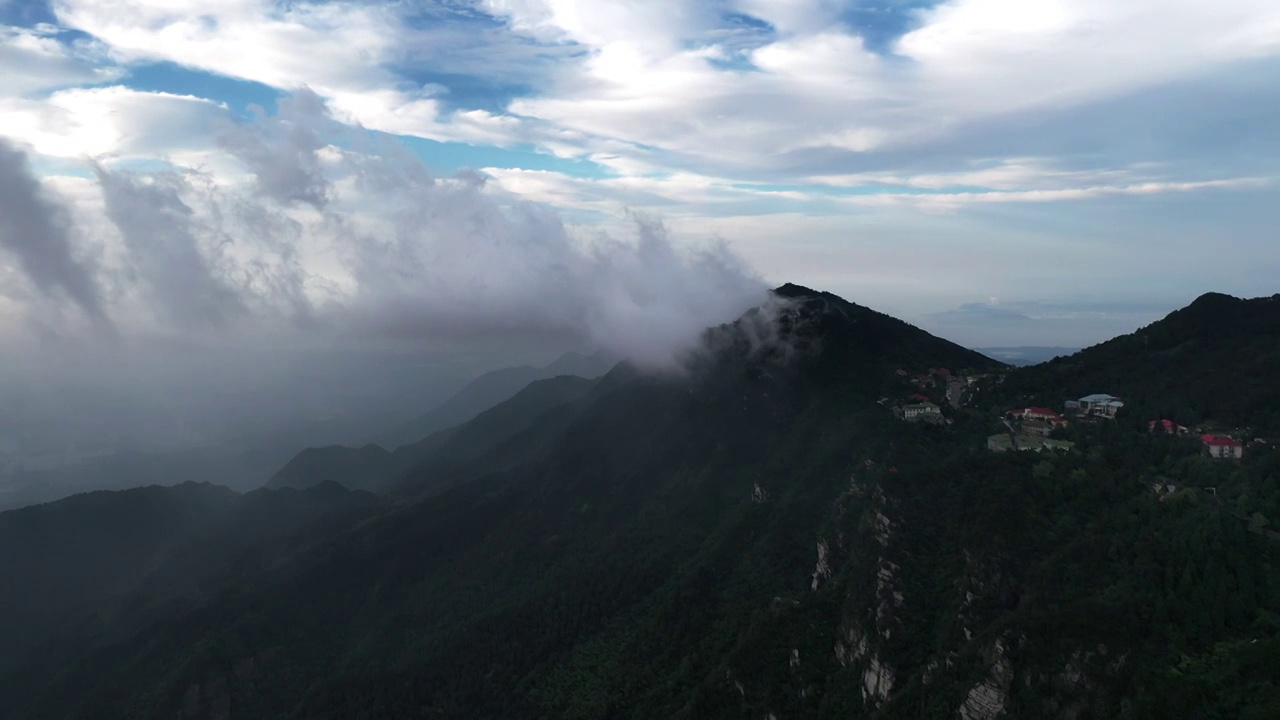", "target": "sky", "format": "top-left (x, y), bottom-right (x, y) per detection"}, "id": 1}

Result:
top-left (1, 0), bottom-right (1279, 360)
